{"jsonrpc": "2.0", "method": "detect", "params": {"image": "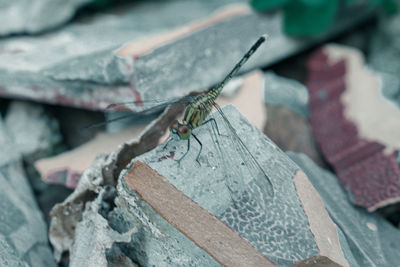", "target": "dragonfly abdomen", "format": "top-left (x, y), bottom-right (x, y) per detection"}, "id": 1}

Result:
top-left (183, 96), bottom-right (215, 128)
